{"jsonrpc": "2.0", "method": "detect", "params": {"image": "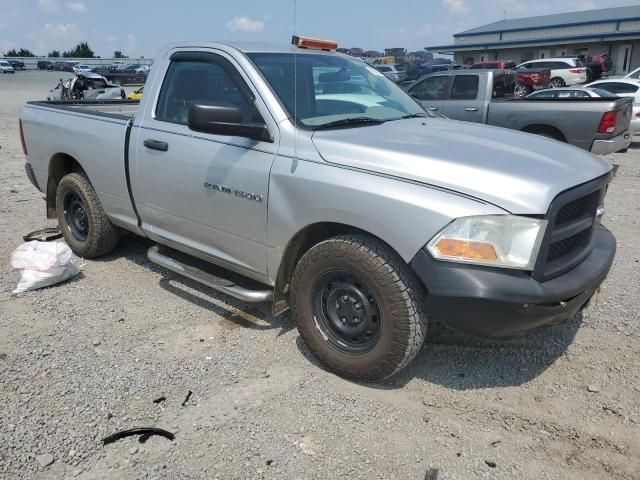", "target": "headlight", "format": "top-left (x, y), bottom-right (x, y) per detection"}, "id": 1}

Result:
top-left (427, 215), bottom-right (547, 270)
